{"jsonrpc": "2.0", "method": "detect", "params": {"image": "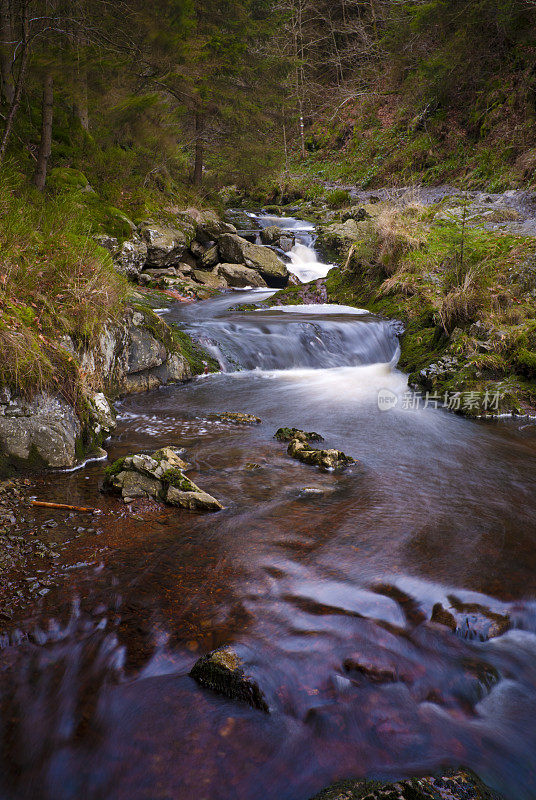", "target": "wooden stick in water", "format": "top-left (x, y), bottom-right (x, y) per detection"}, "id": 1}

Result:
top-left (30, 501), bottom-right (99, 514)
